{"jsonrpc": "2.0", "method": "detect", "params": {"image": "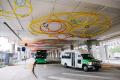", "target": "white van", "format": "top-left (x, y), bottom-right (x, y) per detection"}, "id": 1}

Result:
top-left (60, 50), bottom-right (101, 71)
